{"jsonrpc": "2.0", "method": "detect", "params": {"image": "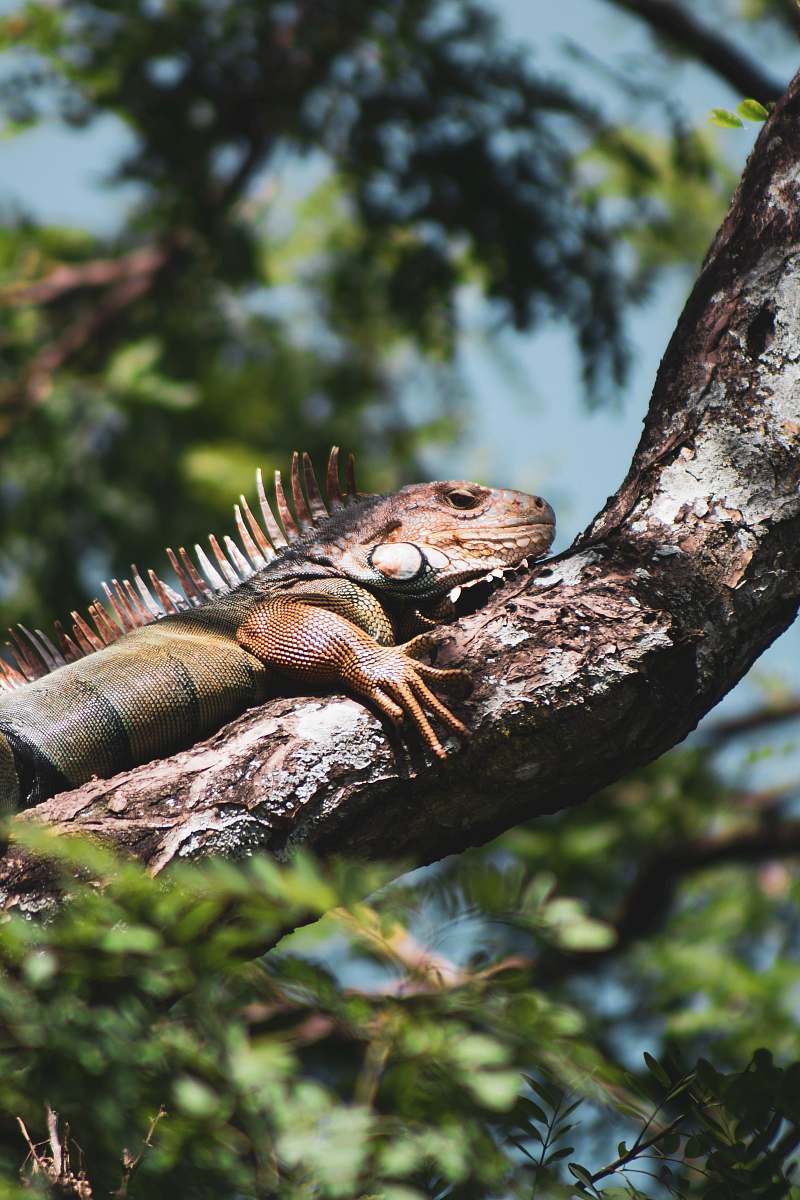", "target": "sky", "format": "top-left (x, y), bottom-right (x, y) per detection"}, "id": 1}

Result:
top-left (1, 0), bottom-right (798, 758)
